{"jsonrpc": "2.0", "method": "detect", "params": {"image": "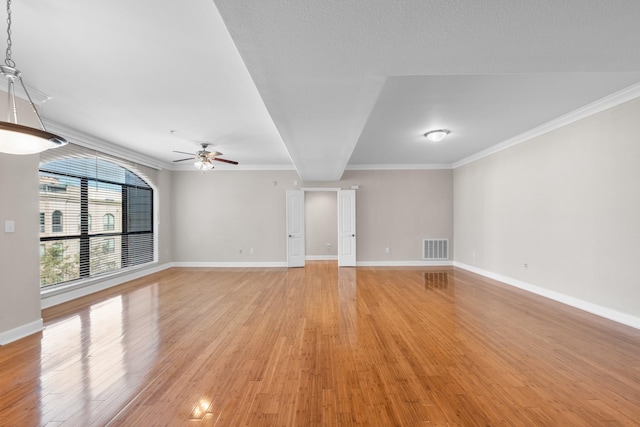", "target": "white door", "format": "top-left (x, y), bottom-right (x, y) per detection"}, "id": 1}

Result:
top-left (338, 189), bottom-right (356, 267)
top-left (286, 190), bottom-right (305, 267)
